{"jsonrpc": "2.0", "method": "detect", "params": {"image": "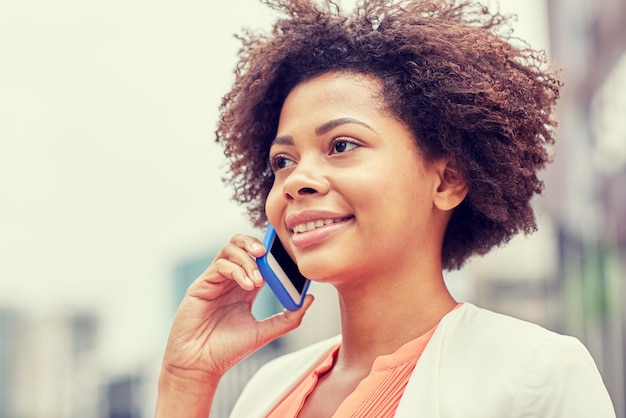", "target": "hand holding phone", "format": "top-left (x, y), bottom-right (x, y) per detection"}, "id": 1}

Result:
top-left (256, 224), bottom-right (311, 311)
